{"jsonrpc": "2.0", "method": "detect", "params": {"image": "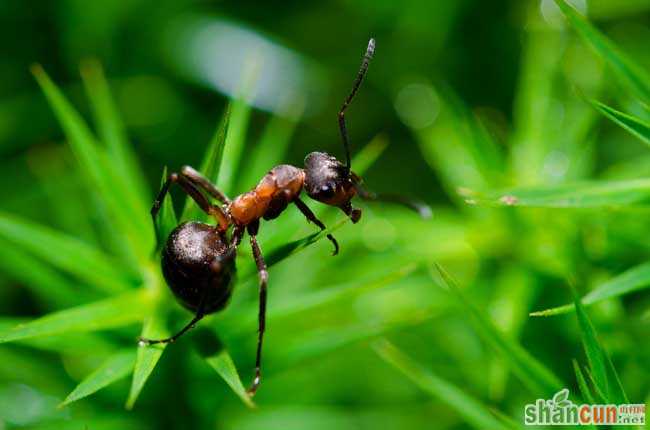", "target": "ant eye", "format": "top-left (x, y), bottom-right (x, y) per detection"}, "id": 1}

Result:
top-left (320, 184), bottom-right (335, 198)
